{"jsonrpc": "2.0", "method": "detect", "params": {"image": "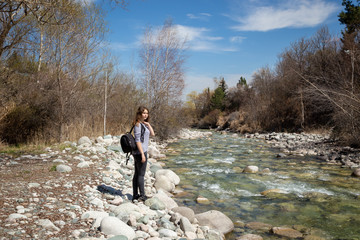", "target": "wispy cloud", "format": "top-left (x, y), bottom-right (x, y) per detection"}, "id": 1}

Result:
top-left (187, 13), bottom-right (212, 21)
top-left (175, 25), bottom-right (237, 52)
top-left (230, 0), bottom-right (340, 32)
top-left (230, 36), bottom-right (246, 43)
